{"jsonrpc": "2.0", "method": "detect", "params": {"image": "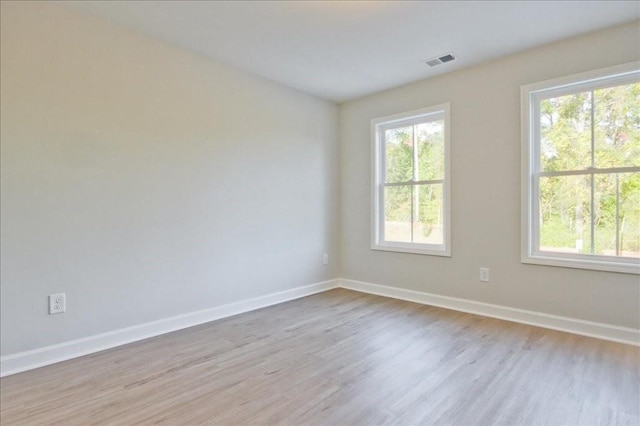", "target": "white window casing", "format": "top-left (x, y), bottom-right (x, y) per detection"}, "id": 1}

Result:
top-left (521, 62), bottom-right (640, 274)
top-left (372, 103), bottom-right (451, 256)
